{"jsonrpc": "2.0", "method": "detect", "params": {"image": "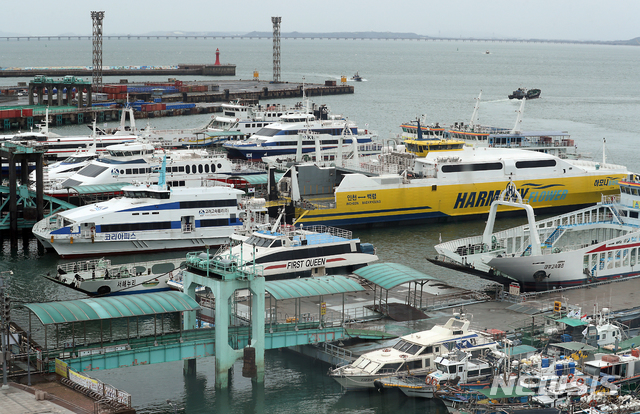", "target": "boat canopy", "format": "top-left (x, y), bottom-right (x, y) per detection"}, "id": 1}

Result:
top-left (24, 291), bottom-right (200, 325)
top-left (353, 263), bottom-right (439, 290)
top-left (265, 275), bottom-right (364, 300)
